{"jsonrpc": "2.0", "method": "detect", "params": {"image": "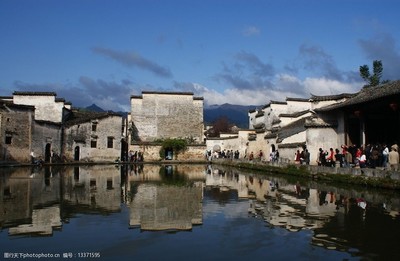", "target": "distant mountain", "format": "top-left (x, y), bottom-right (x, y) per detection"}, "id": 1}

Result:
top-left (204, 103), bottom-right (259, 128)
top-left (83, 103), bottom-right (259, 128)
top-left (85, 104), bottom-right (105, 112)
top-left (84, 104), bottom-right (128, 118)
